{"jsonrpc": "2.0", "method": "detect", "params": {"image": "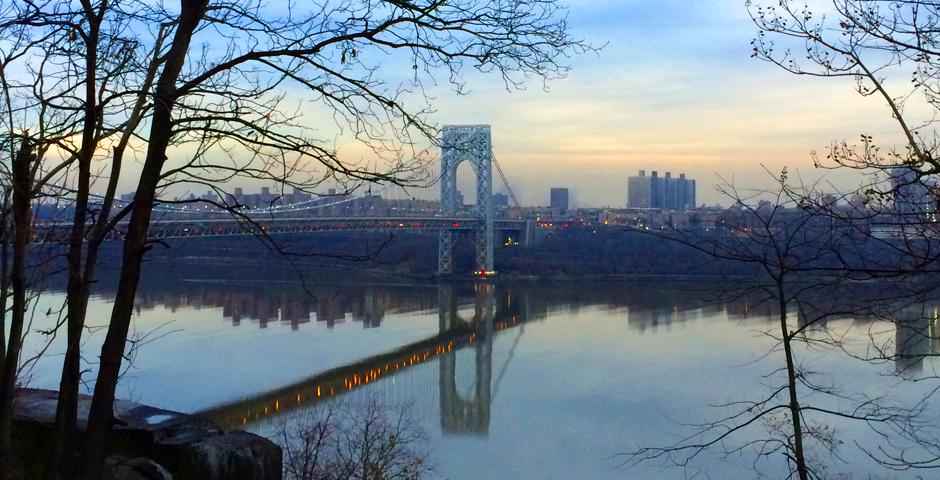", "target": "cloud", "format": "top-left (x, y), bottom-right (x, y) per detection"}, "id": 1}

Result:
top-left (119, 0), bottom-right (919, 208)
